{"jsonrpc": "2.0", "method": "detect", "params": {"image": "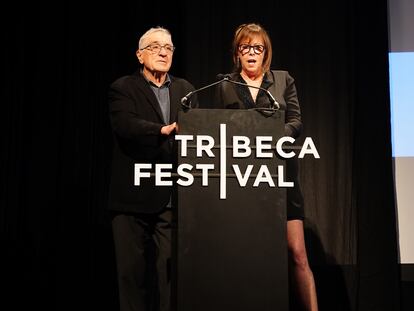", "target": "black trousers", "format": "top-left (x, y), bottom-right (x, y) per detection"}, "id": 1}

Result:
top-left (112, 209), bottom-right (172, 311)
